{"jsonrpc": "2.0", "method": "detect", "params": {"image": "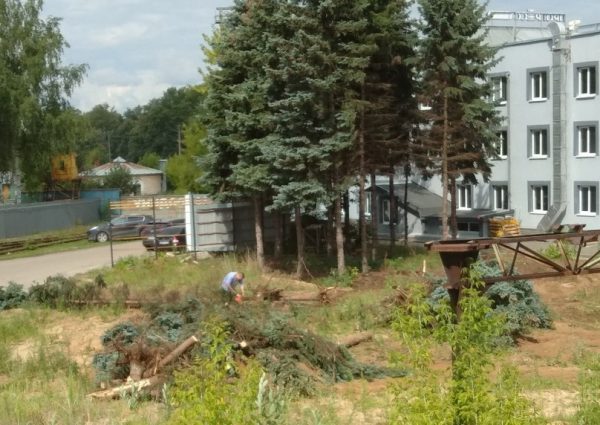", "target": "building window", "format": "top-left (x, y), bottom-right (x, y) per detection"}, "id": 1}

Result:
top-left (575, 123), bottom-right (597, 157)
top-left (493, 185), bottom-right (509, 210)
top-left (576, 183), bottom-right (598, 216)
top-left (382, 198), bottom-right (390, 224)
top-left (495, 130), bottom-right (508, 158)
top-left (457, 222), bottom-right (481, 233)
top-left (530, 128), bottom-right (548, 158)
top-left (457, 185), bottom-right (472, 210)
top-left (530, 71), bottom-right (548, 101)
top-left (531, 184), bottom-right (549, 213)
top-left (491, 76), bottom-right (507, 104)
top-left (577, 66), bottom-right (597, 97)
